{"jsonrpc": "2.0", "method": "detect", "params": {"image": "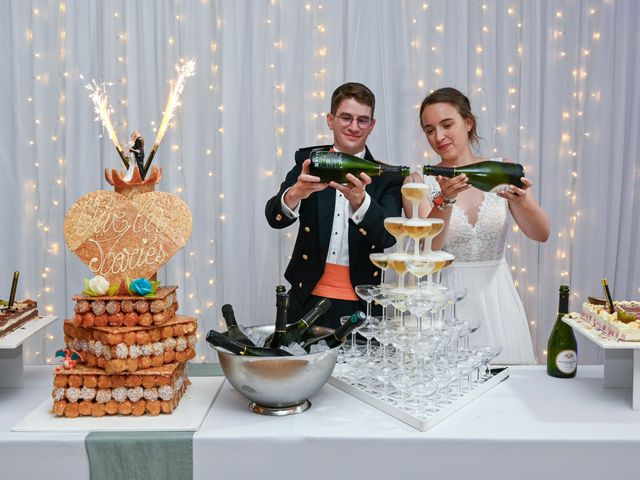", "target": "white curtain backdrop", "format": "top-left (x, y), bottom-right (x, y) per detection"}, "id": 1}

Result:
top-left (1, 0), bottom-right (638, 365)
